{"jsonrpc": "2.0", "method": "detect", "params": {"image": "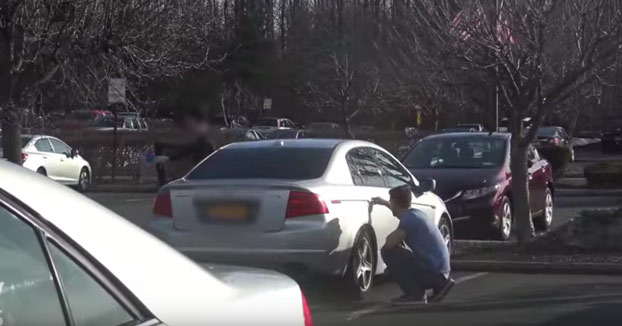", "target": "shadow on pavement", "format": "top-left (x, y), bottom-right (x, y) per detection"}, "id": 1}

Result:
top-left (539, 303), bottom-right (622, 325)
top-left (367, 282), bottom-right (622, 320)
